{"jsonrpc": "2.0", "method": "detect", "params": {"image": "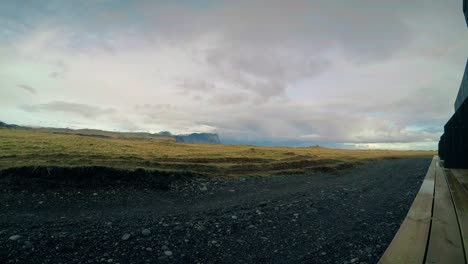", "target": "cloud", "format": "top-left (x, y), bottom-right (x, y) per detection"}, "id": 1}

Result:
top-left (21, 101), bottom-right (115, 118)
top-left (0, 0), bottom-right (467, 150)
top-left (17, 84), bottom-right (37, 95)
top-left (209, 93), bottom-right (249, 105)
